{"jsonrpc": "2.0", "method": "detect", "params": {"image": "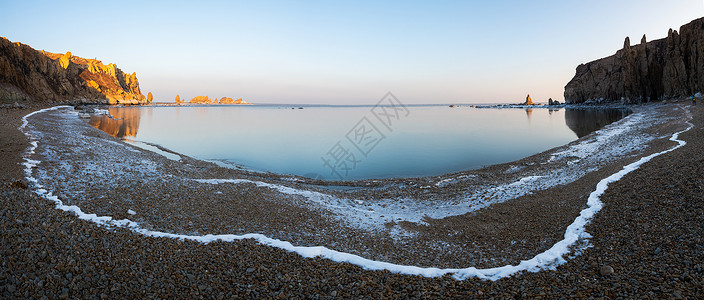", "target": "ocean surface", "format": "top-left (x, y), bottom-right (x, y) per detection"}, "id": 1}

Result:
top-left (87, 104), bottom-right (628, 180)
